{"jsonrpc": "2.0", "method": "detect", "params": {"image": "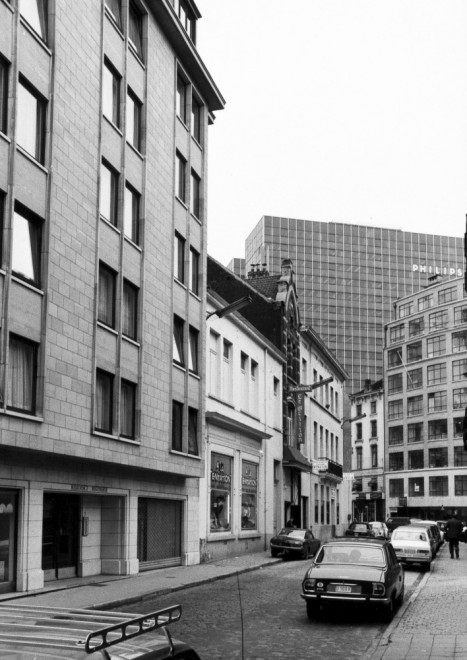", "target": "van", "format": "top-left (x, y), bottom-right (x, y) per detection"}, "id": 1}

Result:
top-left (386, 517), bottom-right (411, 534)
